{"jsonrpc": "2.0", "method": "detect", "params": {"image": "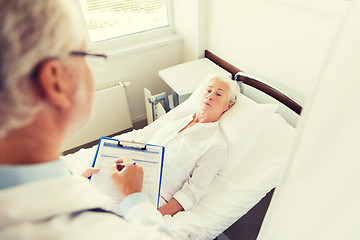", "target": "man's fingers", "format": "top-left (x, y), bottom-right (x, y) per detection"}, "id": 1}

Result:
top-left (109, 164), bottom-right (144, 199)
top-left (81, 168), bottom-right (100, 178)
